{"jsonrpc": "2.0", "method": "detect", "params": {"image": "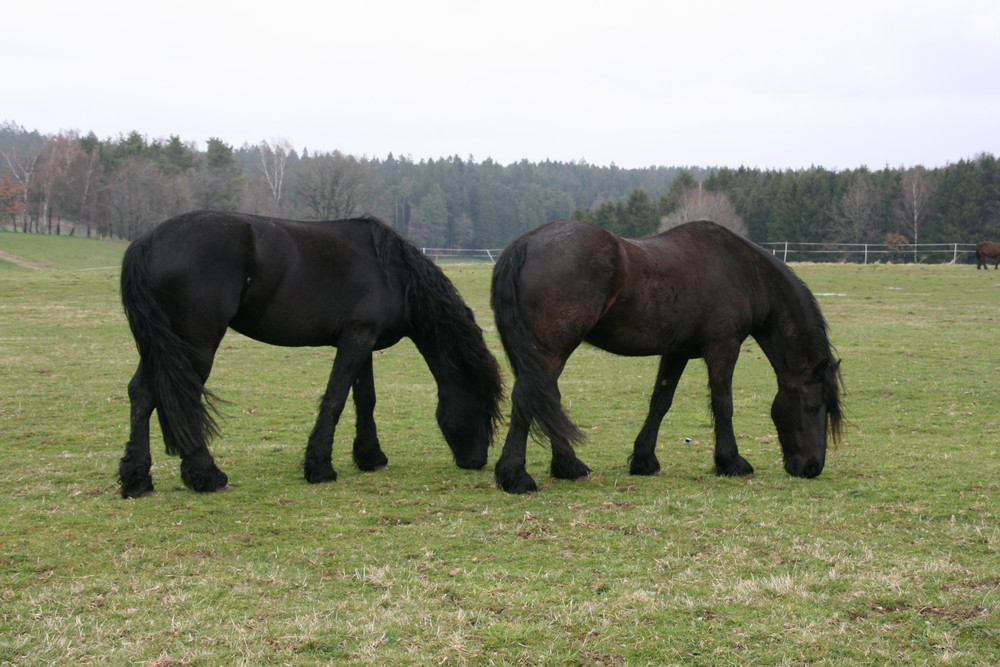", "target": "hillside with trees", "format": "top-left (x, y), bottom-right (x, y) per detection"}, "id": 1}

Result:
top-left (2, 120), bottom-right (997, 254)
